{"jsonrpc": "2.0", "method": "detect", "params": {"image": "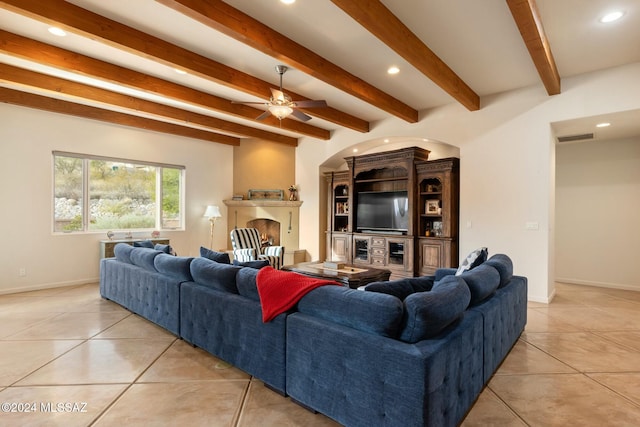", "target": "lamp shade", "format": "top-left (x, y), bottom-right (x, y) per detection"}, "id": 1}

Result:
top-left (203, 205), bottom-right (222, 218)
